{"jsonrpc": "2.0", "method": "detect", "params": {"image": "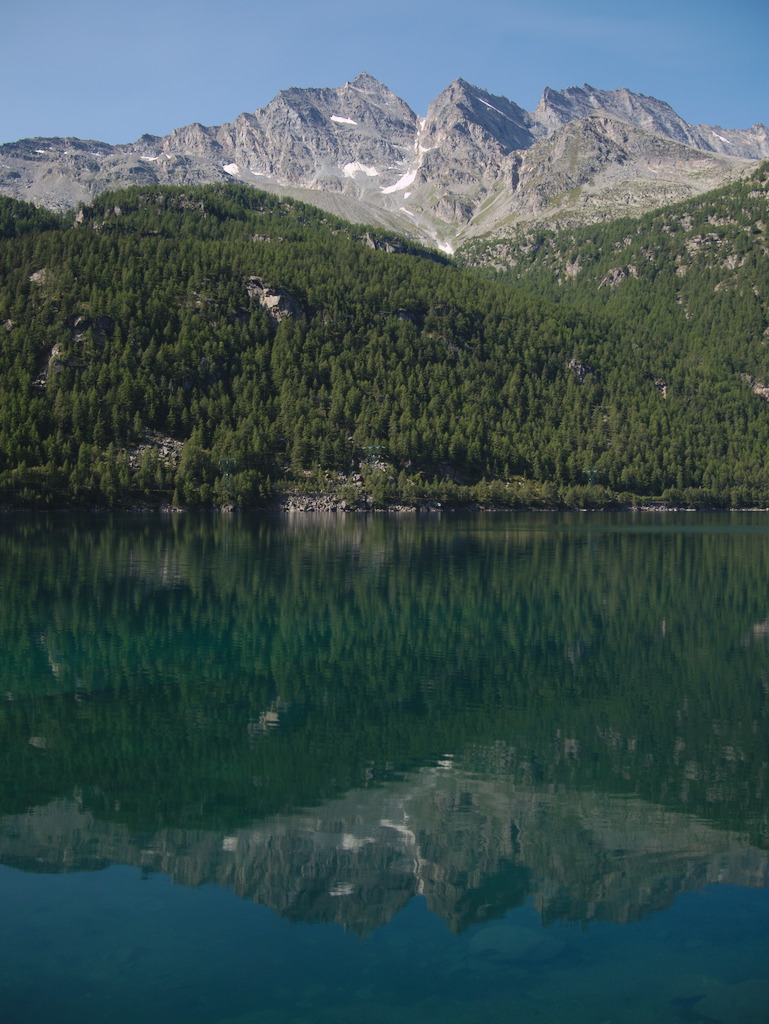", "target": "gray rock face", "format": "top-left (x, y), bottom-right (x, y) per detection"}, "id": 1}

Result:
top-left (498, 114), bottom-right (753, 226)
top-left (246, 277), bottom-right (304, 323)
top-left (533, 83), bottom-right (769, 159)
top-left (1, 73), bottom-right (766, 250)
top-left (401, 79), bottom-right (547, 230)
